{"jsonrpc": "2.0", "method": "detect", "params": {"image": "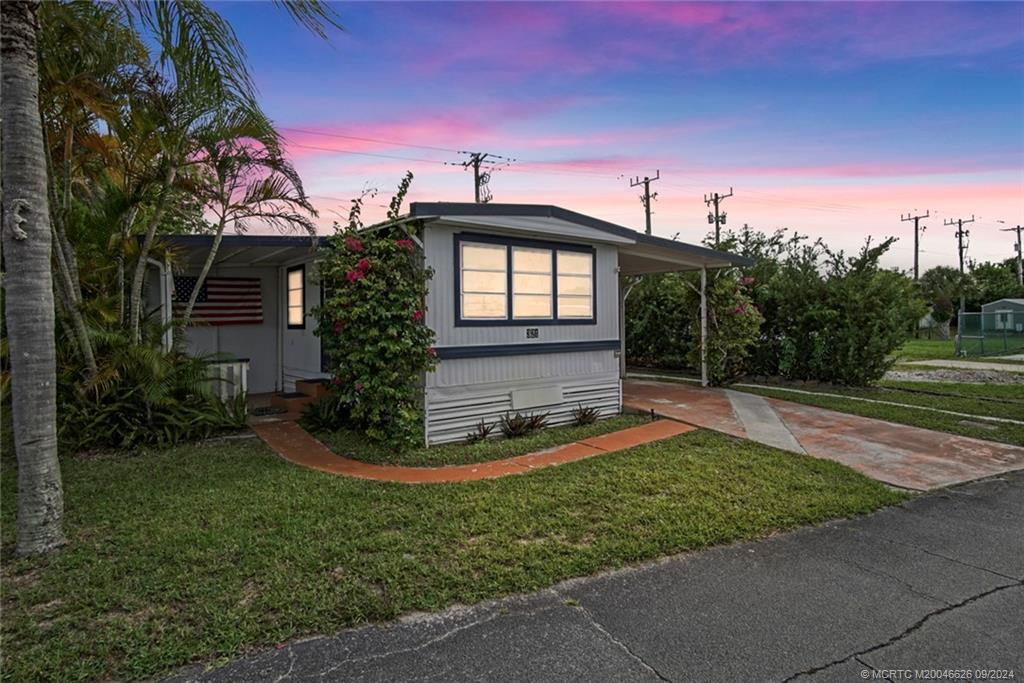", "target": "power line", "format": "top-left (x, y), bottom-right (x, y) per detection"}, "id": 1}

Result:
top-left (901, 210), bottom-right (929, 281)
top-left (280, 126), bottom-right (466, 154)
top-left (629, 171), bottom-right (660, 235)
top-left (286, 141), bottom-right (452, 166)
